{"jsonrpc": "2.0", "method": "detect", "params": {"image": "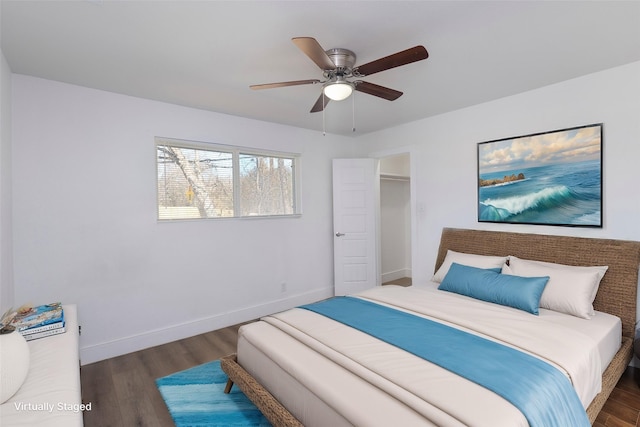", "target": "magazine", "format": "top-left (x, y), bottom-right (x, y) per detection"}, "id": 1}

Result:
top-left (20, 319), bottom-right (65, 336)
top-left (12, 302), bottom-right (64, 332)
top-left (23, 326), bottom-right (67, 341)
